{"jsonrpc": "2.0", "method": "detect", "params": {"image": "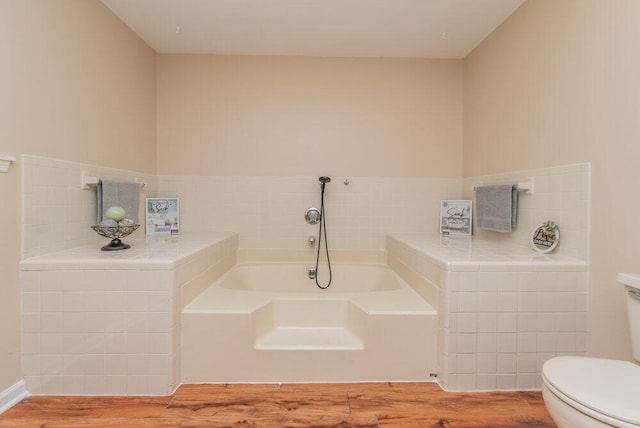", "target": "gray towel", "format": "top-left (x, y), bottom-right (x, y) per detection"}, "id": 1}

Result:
top-left (97, 179), bottom-right (143, 224)
top-left (476, 184), bottom-right (518, 232)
